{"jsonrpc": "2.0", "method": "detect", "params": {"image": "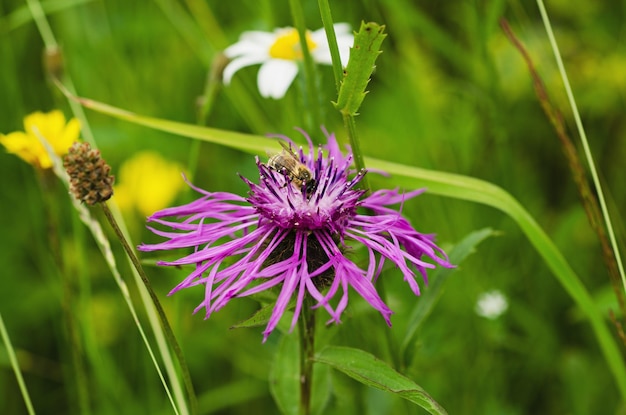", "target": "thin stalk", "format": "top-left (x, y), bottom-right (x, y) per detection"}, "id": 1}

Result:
top-left (24, 0), bottom-right (57, 49)
top-left (60, 245), bottom-right (91, 415)
top-left (289, 0), bottom-right (323, 136)
top-left (0, 312), bottom-right (36, 415)
top-left (317, 0), bottom-right (343, 92)
top-left (39, 173), bottom-right (90, 414)
top-left (35, 0), bottom-right (188, 407)
top-left (40, 134), bottom-right (182, 414)
top-left (100, 203), bottom-right (198, 415)
top-left (197, 53), bottom-right (229, 126)
top-left (537, 0), bottom-right (626, 295)
top-left (342, 114), bottom-right (371, 193)
top-left (298, 299), bottom-right (316, 415)
top-left (500, 18), bottom-right (626, 322)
